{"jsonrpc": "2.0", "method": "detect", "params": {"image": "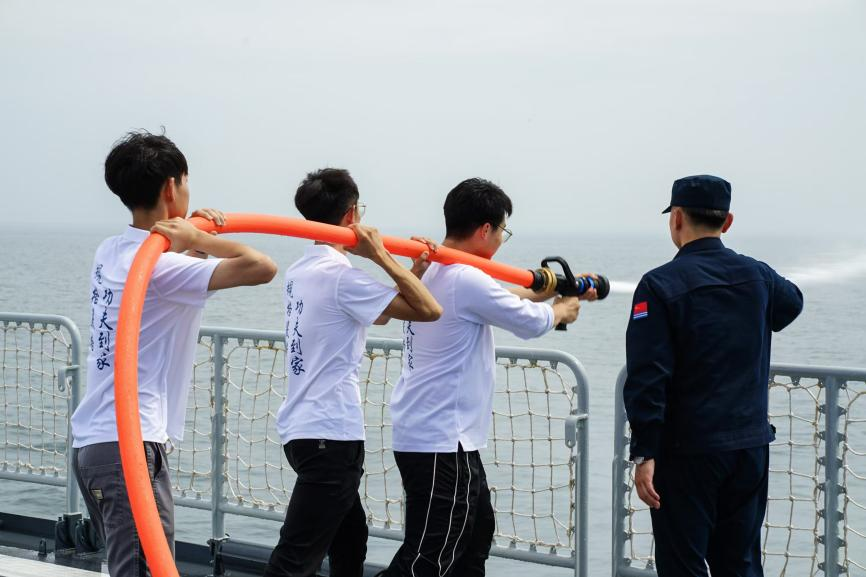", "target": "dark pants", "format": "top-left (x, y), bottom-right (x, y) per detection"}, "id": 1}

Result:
top-left (380, 446), bottom-right (495, 577)
top-left (650, 445), bottom-right (769, 577)
top-left (264, 439), bottom-right (368, 577)
top-left (72, 441), bottom-right (175, 577)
